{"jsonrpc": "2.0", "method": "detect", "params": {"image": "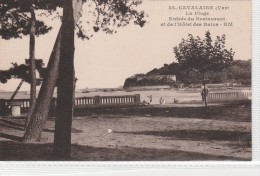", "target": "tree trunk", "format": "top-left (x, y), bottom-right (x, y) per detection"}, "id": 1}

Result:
top-left (53, 0), bottom-right (82, 159)
top-left (25, 7), bottom-right (37, 128)
top-left (10, 79), bottom-right (24, 100)
top-left (23, 0), bottom-right (82, 143)
top-left (202, 72), bottom-right (207, 108)
top-left (23, 29), bottom-right (61, 142)
top-left (53, 0), bottom-right (75, 159)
